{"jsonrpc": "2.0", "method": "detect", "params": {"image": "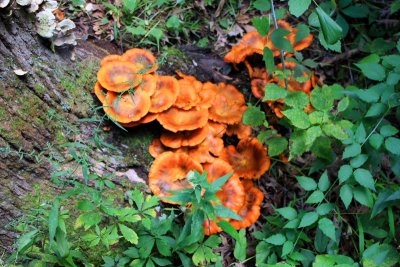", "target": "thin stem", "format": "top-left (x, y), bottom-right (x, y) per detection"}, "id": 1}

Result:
top-left (270, 0), bottom-right (289, 90)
